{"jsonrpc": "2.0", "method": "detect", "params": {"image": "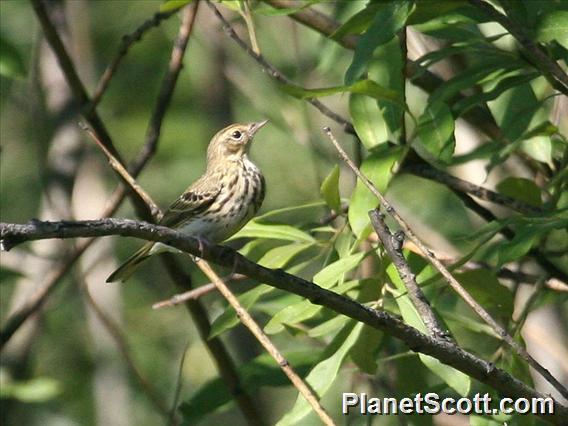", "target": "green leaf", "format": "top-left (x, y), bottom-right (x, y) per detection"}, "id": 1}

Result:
top-left (230, 221), bottom-right (315, 243)
top-left (320, 165), bottom-right (341, 211)
top-left (521, 136), bottom-right (552, 164)
top-left (349, 325), bottom-right (383, 374)
top-left (159, 0), bottom-right (192, 13)
top-left (331, 2), bottom-right (382, 39)
top-left (308, 315), bottom-right (351, 338)
top-left (345, 1), bottom-right (414, 84)
top-left (348, 146), bottom-right (401, 238)
top-left (209, 243), bottom-right (312, 338)
top-left (454, 270), bottom-right (514, 321)
top-left (416, 101), bottom-right (455, 163)
top-left (280, 79), bottom-right (404, 109)
top-left (0, 377), bottom-right (62, 402)
top-left (276, 322), bottom-right (362, 426)
top-left (0, 35), bottom-right (26, 79)
top-left (349, 93), bottom-right (388, 149)
top-left (452, 72), bottom-right (539, 117)
top-left (496, 177), bottom-right (542, 207)
top-left (264, 279), bottom-right (361, 335)
top-left (252, 0), bottom-right (321, 16)
top-left (180, 351), bottom-right (320, 424)
top-left (494, 228), bottom-right (539, 267)
top-left (536, 10), bottom-right (568, 49)
top-left (387, 272), bottom-right (471, 396)
top-left (313, 251), bottom-right (366, 288)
